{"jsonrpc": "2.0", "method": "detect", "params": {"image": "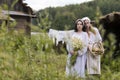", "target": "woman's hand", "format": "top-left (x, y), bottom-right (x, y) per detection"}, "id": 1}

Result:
top-left (88, 45), bottom-right (92, 52)
top-left (70, 51), bottom-right (74, 55)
